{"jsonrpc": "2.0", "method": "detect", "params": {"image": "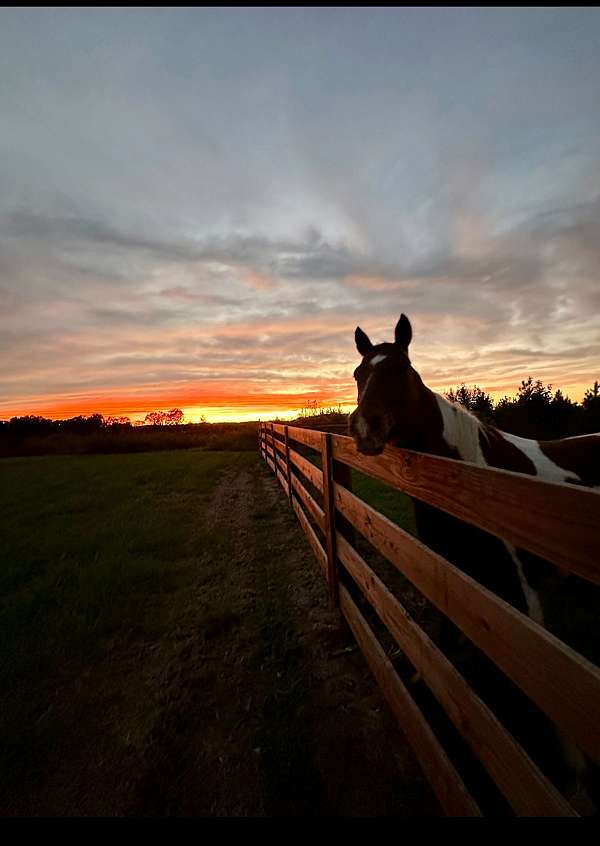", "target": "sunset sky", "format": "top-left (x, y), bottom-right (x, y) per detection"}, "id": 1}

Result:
top-left (2, 8), bottom-right (600, 422)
